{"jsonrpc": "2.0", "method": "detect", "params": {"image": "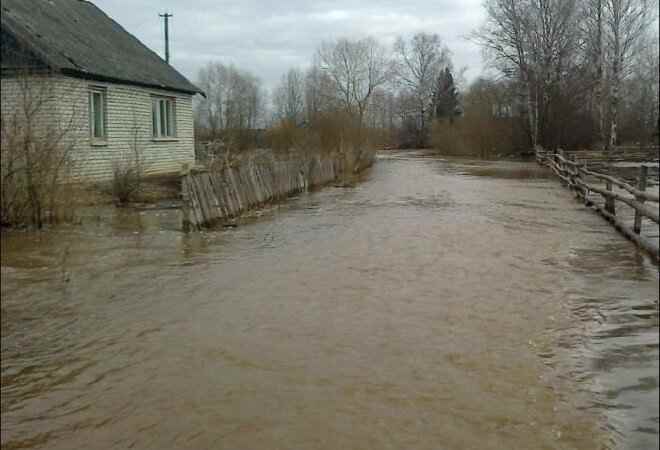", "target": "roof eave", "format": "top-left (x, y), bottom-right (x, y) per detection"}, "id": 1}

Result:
top-left (60, 68), bottom-right (203, 96)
